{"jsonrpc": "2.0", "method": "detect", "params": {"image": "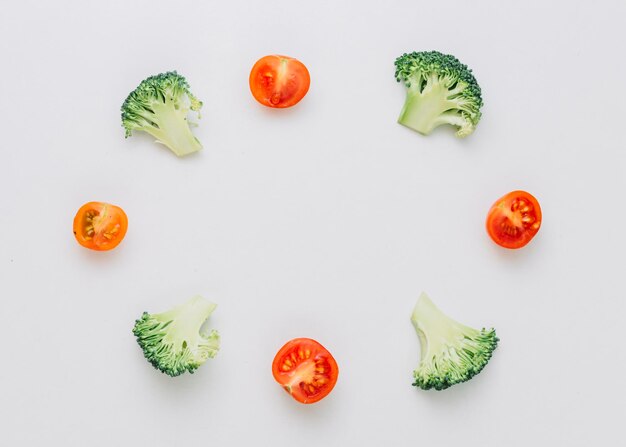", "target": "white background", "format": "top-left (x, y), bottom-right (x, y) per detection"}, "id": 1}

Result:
top-left (1, 0), bottom-right (624, 445)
